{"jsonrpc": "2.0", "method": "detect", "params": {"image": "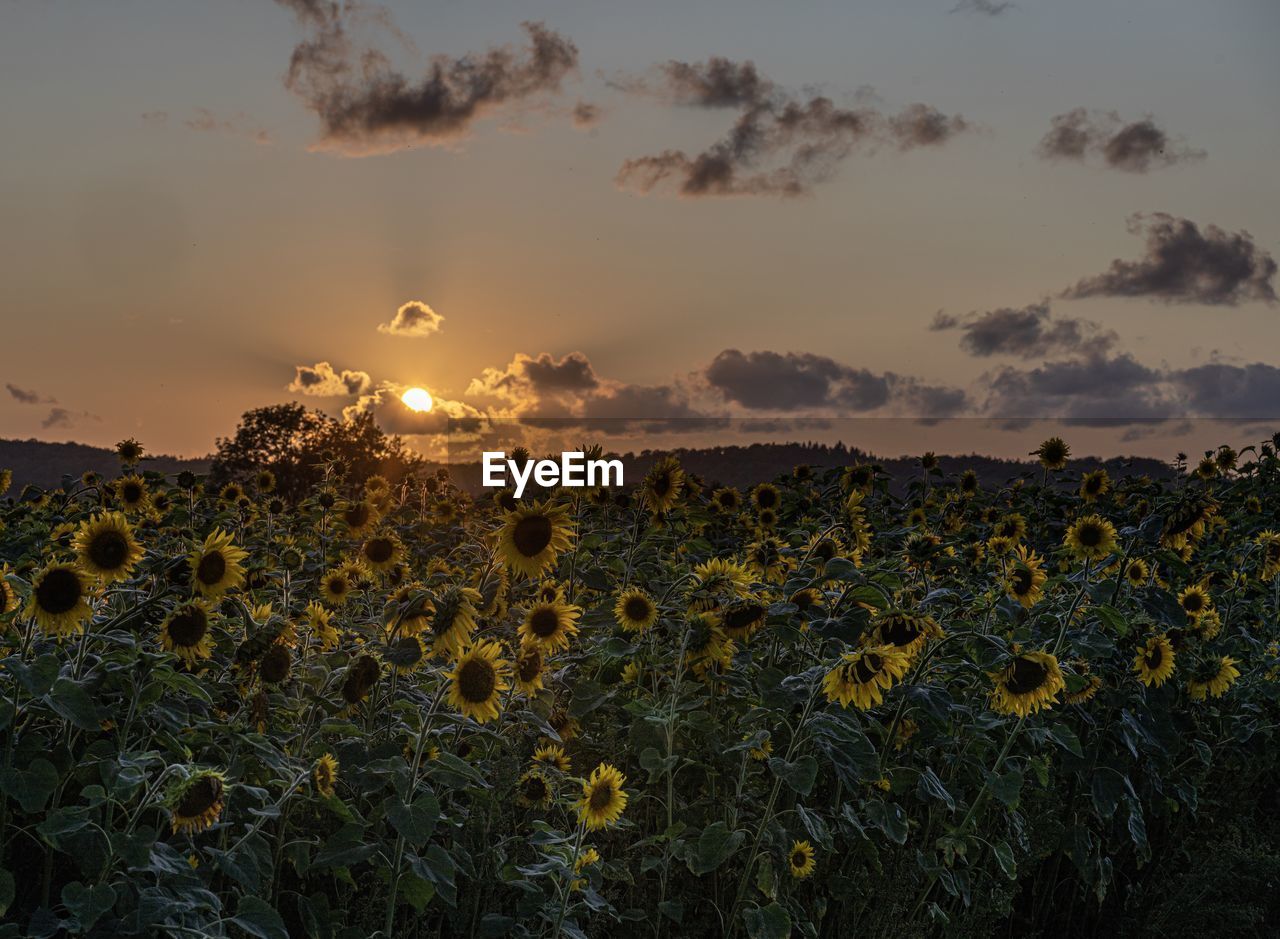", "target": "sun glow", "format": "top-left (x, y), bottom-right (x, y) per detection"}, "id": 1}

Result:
top-left (400, 387), bottom-right (434, 412)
